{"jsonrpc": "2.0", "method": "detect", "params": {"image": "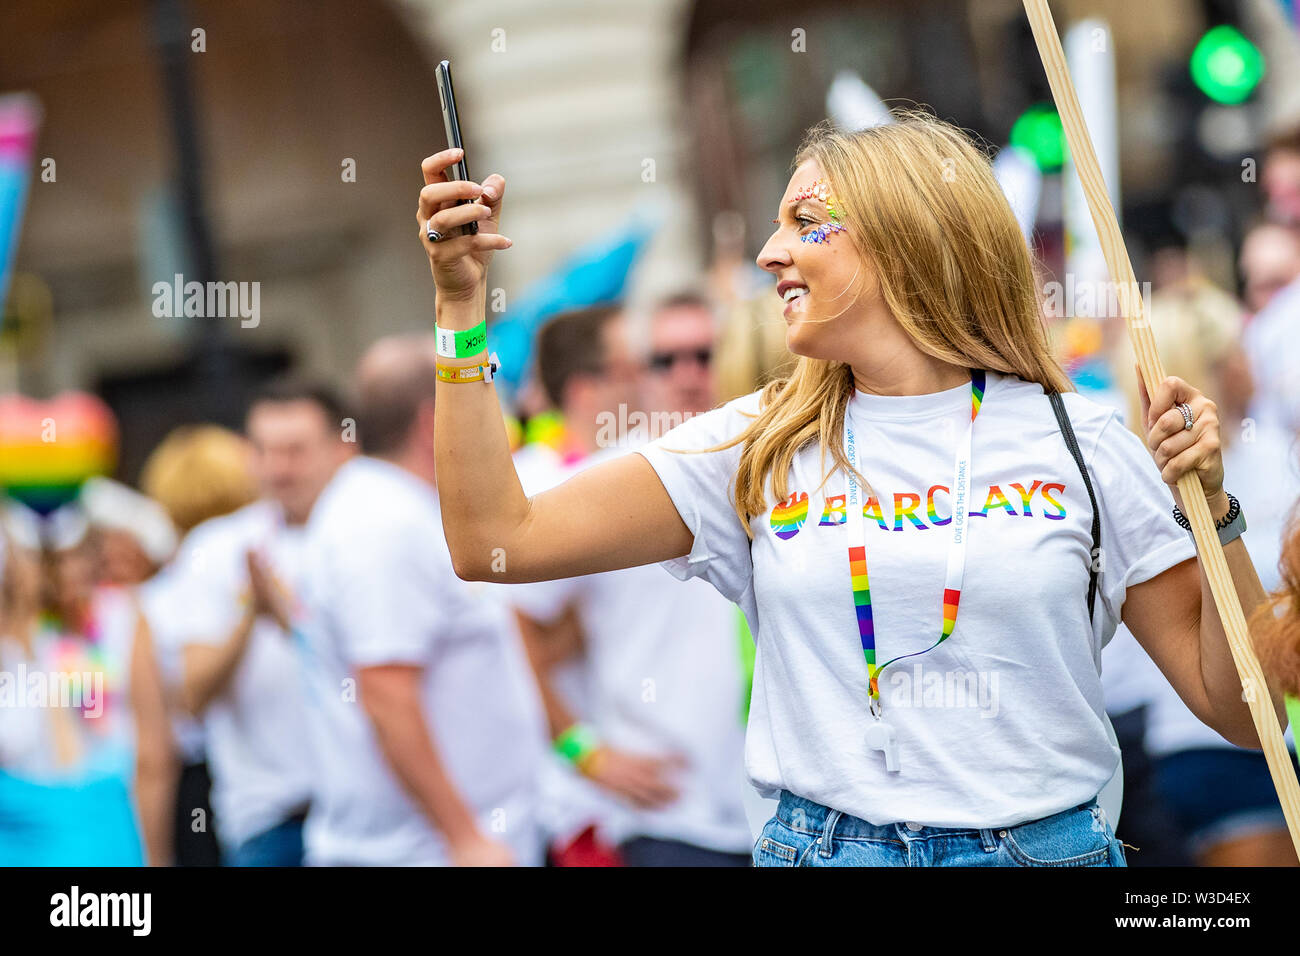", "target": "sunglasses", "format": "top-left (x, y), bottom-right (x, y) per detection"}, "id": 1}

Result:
top-left (648, 348), bottom-right (712, 372)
